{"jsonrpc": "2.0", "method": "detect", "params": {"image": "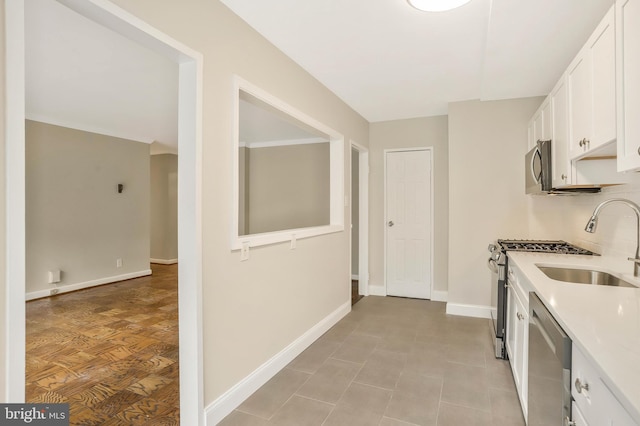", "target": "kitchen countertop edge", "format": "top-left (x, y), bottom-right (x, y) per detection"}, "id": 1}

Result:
top-left (507, 251), bottom-right (640, 424)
